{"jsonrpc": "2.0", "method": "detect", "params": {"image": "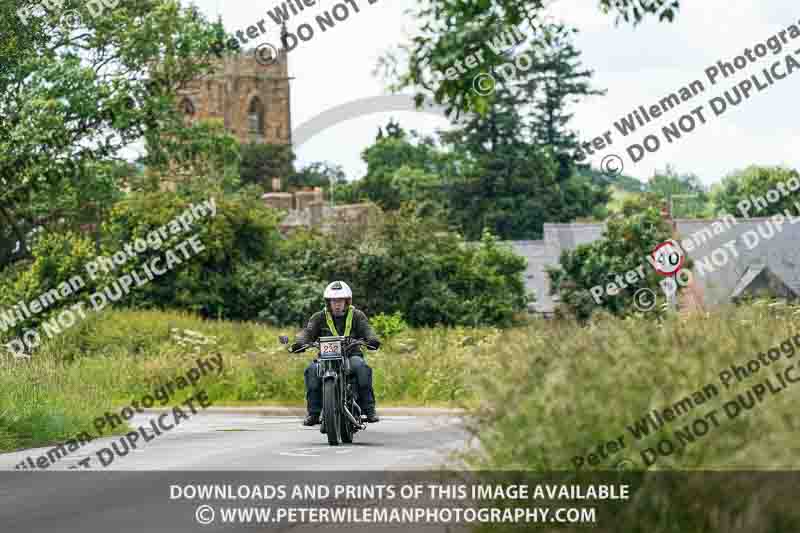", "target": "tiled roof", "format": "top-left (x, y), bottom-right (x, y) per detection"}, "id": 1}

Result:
top-left (506, 218), bottom-right (800, 313)
top-left (675, 218), bottom-right (800, 306)
top-left (729, 263), bottom-right (768, 300)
